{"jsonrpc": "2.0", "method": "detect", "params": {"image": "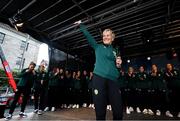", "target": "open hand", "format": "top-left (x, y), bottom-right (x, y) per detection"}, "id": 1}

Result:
top-left (74, 20), bottom-right (82, 25)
